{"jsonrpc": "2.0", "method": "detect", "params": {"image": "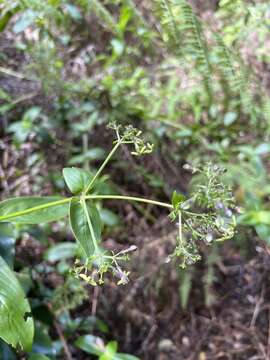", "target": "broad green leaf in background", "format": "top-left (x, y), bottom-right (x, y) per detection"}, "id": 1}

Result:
top-left (223, 112), bottom-right (237, 126)
top-left (31, 322), bottom-right (57, 358)
top-left (0, 223), bottom-right (15, 267)
top-left (0, 339), bottom-right (17, 360)
top-left (8, 106), bottom-right (41, 143)
top-left (100, 340), bottom-right (117, 360)
top-left (115, 354), bottom-right (140, 360)
top-left (75, 335), bottom-right (103, 356)
top-left (99, 208), bottom-right (120, 227)
top-left (45, 242), bottom-right (78, 262)
top-left (69, 200), bottom-right (102, 256)
top-left (255, 224), bottom-right (270, 245)
top-left (0, 88), bottom-right (11, 101)
top-left (13, 9), bottom-right (37, 33)
top-left (239, 211), bottom-right (270, 226)
top-left (68, 148), bottom-right (106, 165)
top-left (75, 335), bottom-right (140, 360)
top-left (63, 167), bottom-right (93, 194)
top-left (28, 354), bottom-right (51, 360)
top-left (0, 4), bottom-right (20, 32)
top-left (178, 269), bottom-right (193, 310)
top-left (0, 197), bottom-right (69, 224)
top-left (17, 268), bottom-right (33, 295)
top-left (65, 4), bottom-right (82, 20)
top-left (254, 143), bottom-right (270, 155)
top-left (171, 191), bottom-right (186, 209)
top-left (0, 256), bottom-right (34, 351)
